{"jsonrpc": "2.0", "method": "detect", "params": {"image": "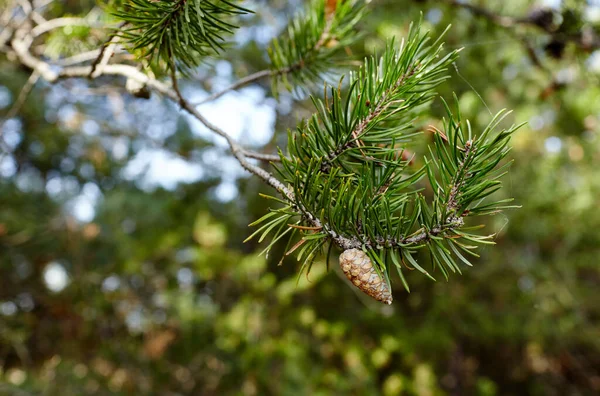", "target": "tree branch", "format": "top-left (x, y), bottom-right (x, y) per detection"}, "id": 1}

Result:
top-left (319, 63), bottom-right (419, 173)
top-left (442, 0), bottom-right (600, 50)
top-left (89, 22), bottom-right (126, 78)
top-left (446, 139), bottom-right (474, 214)
top-left (8, 21), bottom-right (285, 188)
top-left (168, 64), bottom-right (288, 194)
top-left (0, 70), bottom-right (39, 131)
top-left (240, 150), bottom-right (281, 162)
top-left (194, 69), bottom-right (273, 106)
top-left (3, 6), bottom-right (468, 257)
top-left (444, 0), bottom-right (519, 28)
top-left (195, 9), bottom-right (338, 107)
top-left (30, 17), bottom-right (106, 37)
